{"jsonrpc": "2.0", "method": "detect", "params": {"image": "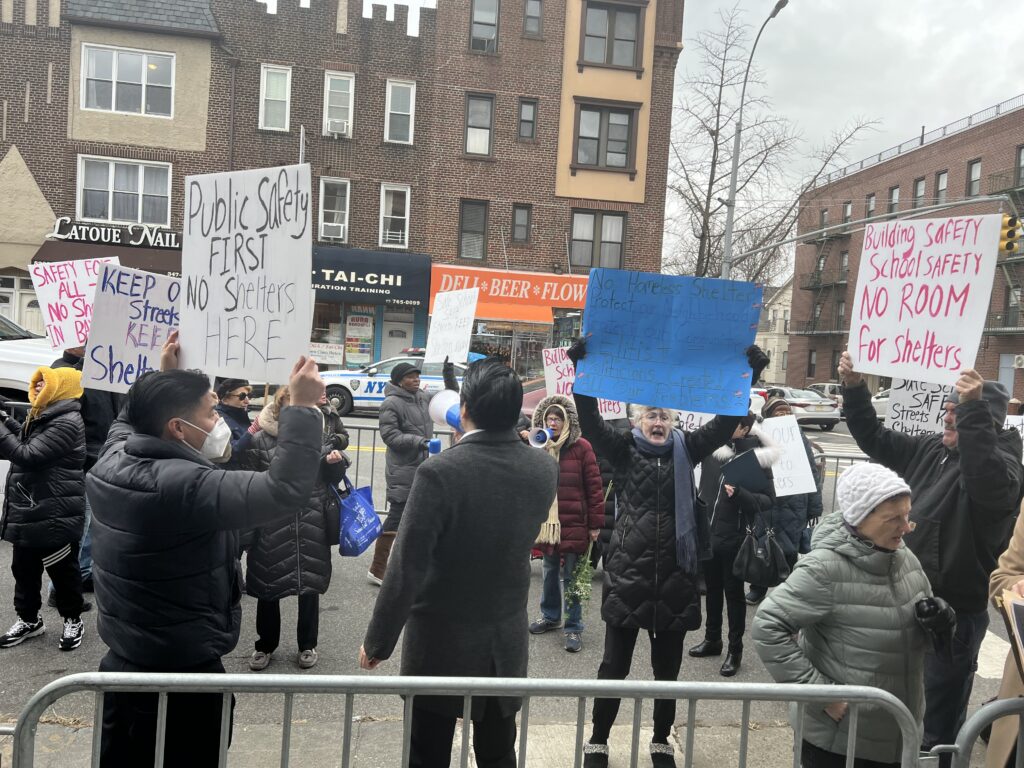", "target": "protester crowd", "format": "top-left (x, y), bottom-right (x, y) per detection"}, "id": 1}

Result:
top-left (3, 328), bottom-right (1024, 768)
